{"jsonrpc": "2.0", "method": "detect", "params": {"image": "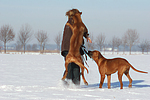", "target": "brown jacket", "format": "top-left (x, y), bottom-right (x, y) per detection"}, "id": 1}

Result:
top-left (61, 18), bottom-right (89, 56)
